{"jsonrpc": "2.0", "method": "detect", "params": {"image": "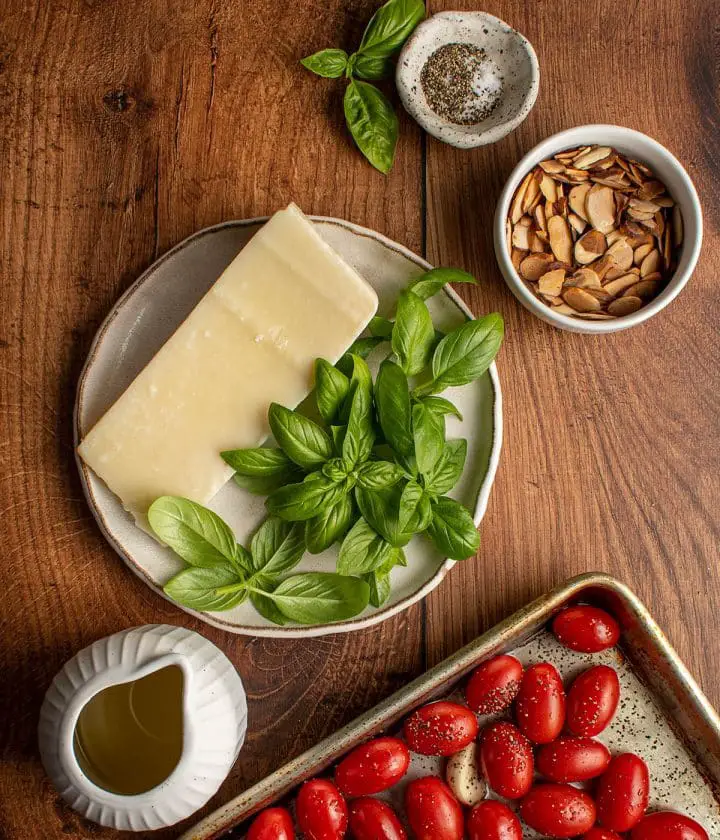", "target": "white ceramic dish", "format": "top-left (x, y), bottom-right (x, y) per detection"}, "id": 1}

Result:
top-left (75, 217), bottom-right (502, 638)
top-left (494, 124), bottom-right (703, 333)
top-left (396, 11), bottom-right (539, 149)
